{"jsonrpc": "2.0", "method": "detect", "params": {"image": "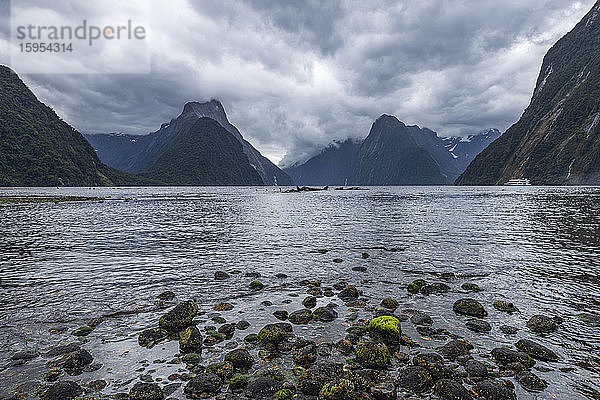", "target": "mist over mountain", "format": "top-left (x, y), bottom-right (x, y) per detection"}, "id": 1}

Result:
top-left (284, 116), bottom-right (500, 186)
